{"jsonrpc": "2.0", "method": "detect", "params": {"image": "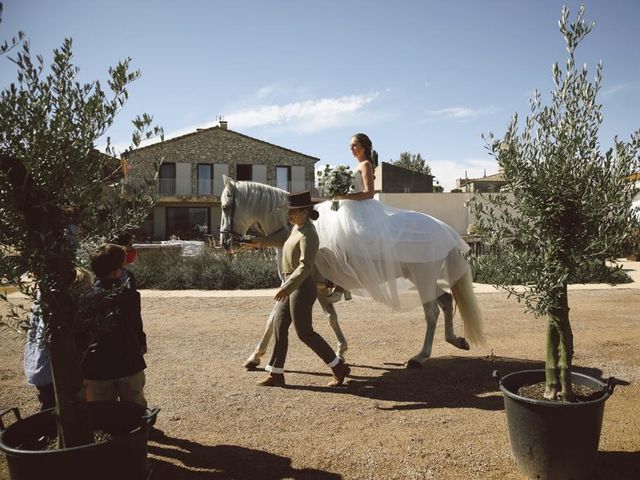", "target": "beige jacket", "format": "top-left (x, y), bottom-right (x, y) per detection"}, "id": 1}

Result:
top-left (261, 222), bottom-right (319, 294)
